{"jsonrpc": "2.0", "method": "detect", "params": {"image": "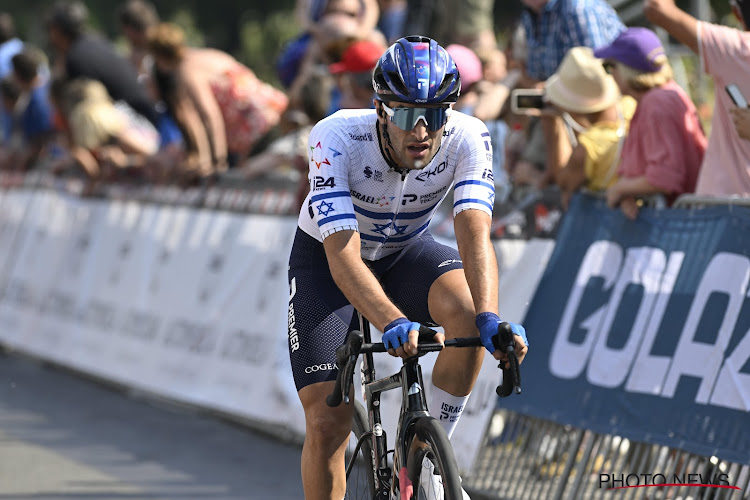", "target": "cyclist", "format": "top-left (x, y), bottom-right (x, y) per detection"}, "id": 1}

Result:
top-left (287, 35), bottom-right (529, 500)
